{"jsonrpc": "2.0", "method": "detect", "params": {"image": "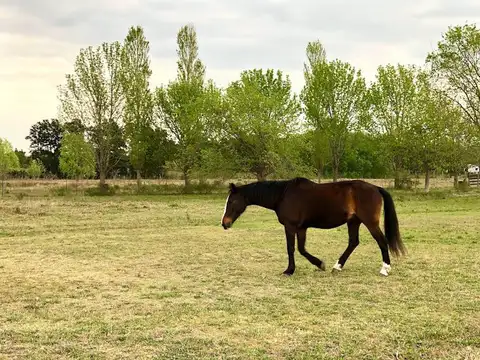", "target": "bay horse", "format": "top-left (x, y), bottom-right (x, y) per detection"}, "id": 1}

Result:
top-left (221, 177), bottom-right (406, 276)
